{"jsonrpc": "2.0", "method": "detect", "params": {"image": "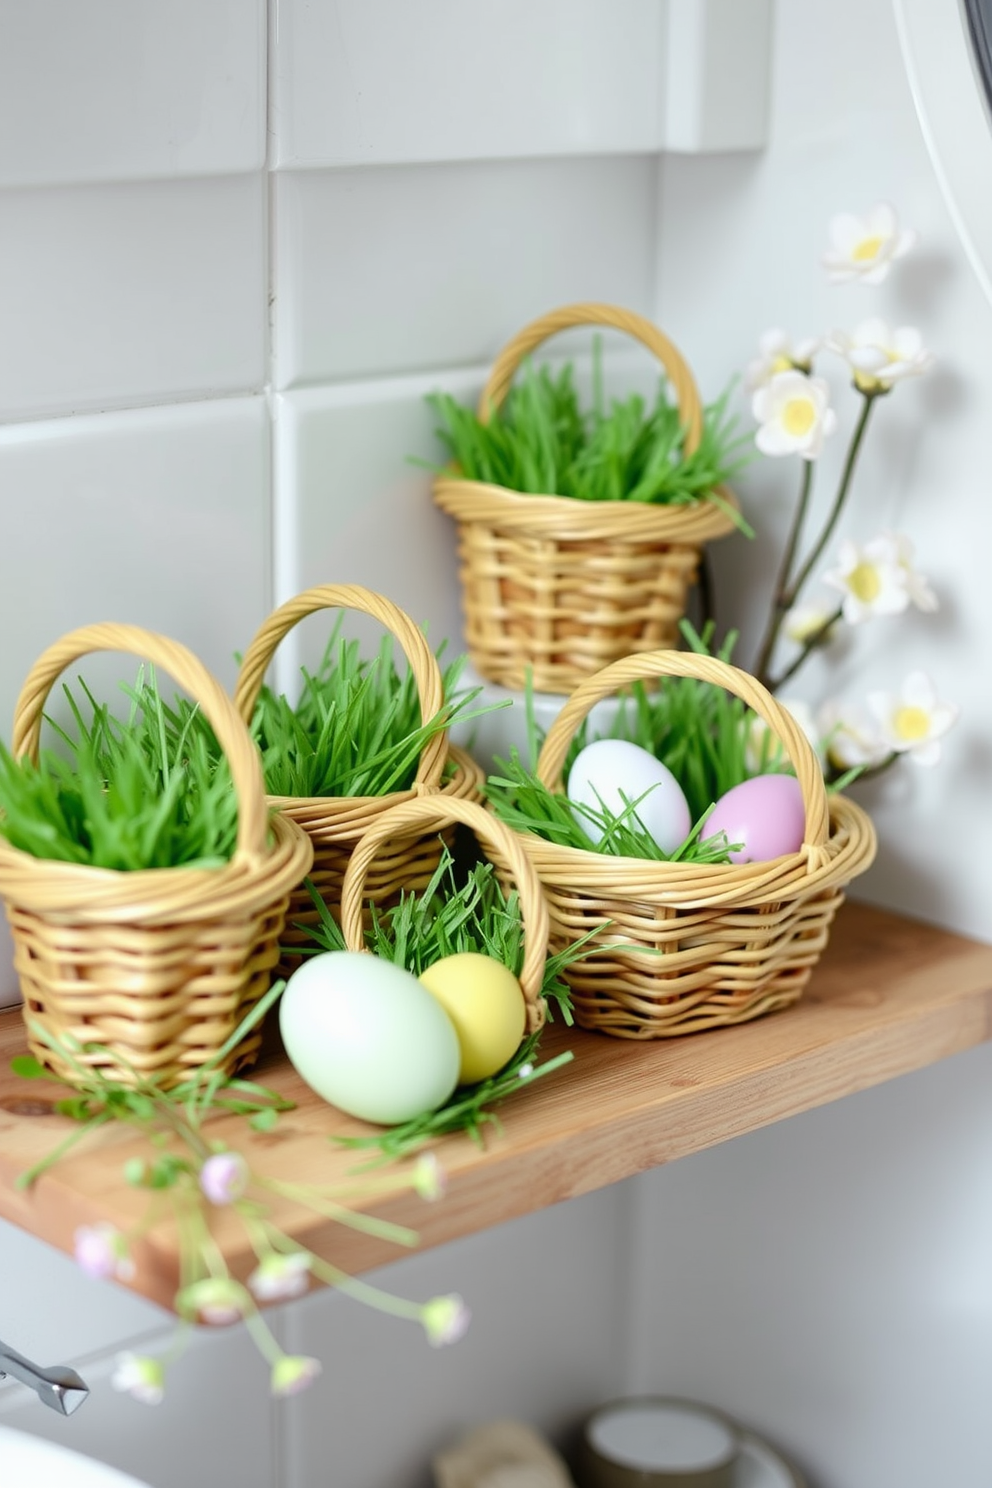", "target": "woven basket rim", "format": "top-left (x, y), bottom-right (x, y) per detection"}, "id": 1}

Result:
top-left (505, 793), bottom-right (877, 910)
top-left (262, 741), bottom-right (481, 817)
top-left (433, 473), bottom-right (739, 540)
top-left (0, 811), bottom-right (313, 923)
